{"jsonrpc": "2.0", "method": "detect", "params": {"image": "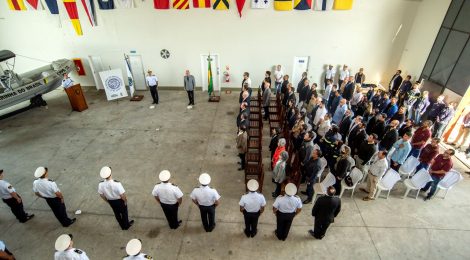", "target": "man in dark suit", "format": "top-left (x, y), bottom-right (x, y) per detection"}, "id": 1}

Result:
top-left (342, 76), bottom-right (355, 101)
top-left (379, 120), bottom-right (399, 151)
top-left (389, 70), bottom-right (403, 97)
top-left (338, 110), bottom-right (353, 142)
top-left (310, 186), bottom-right (341, 239)
top-left (328, 90), bottom-right (342, 115)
